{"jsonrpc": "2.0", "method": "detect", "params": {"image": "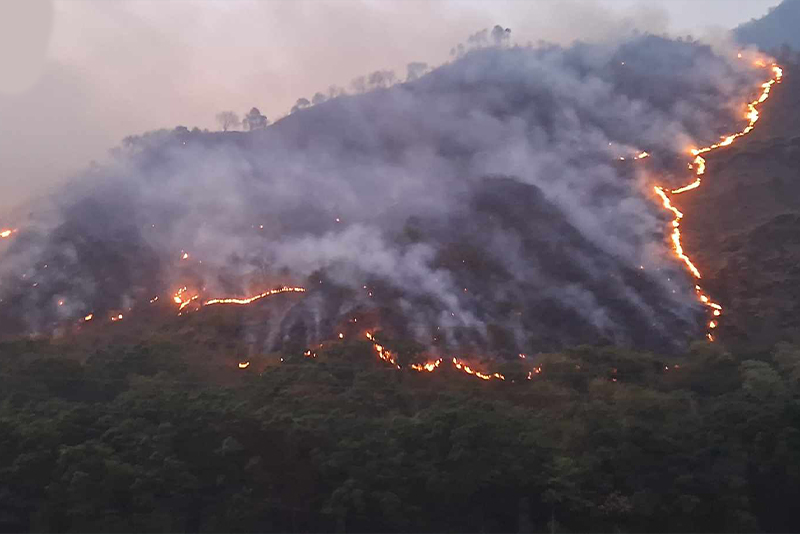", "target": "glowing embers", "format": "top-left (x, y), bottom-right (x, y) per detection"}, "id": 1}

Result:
top-left (617, 151), bottom-right (649, 162)
top-left (526, 366), bottom-right (543, 380)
